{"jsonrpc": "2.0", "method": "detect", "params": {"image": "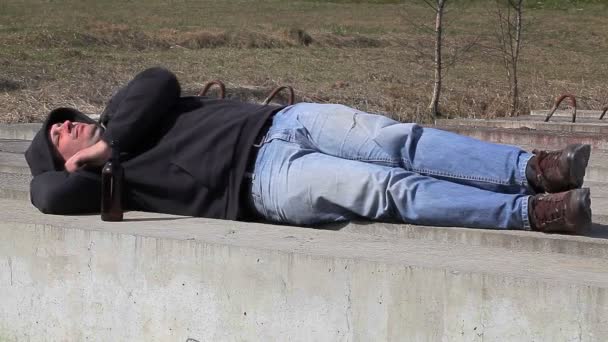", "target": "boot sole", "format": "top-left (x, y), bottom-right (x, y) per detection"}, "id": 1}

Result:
top-left (566, 144), bottom-right (591, 189)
